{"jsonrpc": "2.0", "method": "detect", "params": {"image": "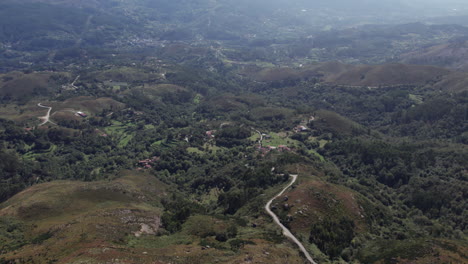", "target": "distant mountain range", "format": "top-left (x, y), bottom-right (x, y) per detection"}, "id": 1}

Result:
top-left (4, 0), bottom-right (468, 44)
